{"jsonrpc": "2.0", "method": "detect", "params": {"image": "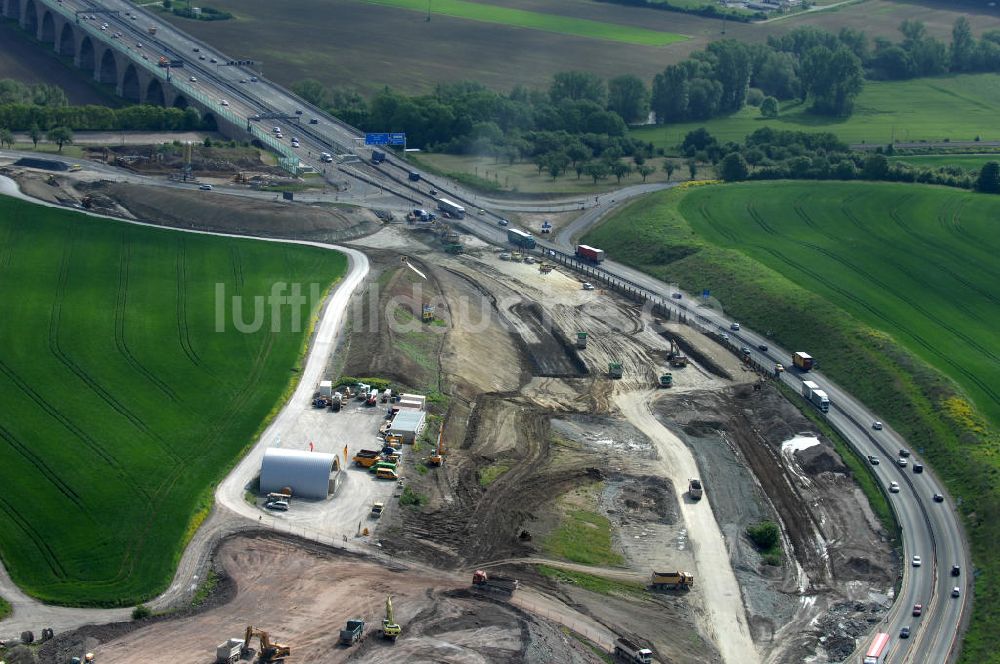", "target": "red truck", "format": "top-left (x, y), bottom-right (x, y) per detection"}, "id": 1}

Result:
top-left (576, 244), bottom-right (605, 263)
